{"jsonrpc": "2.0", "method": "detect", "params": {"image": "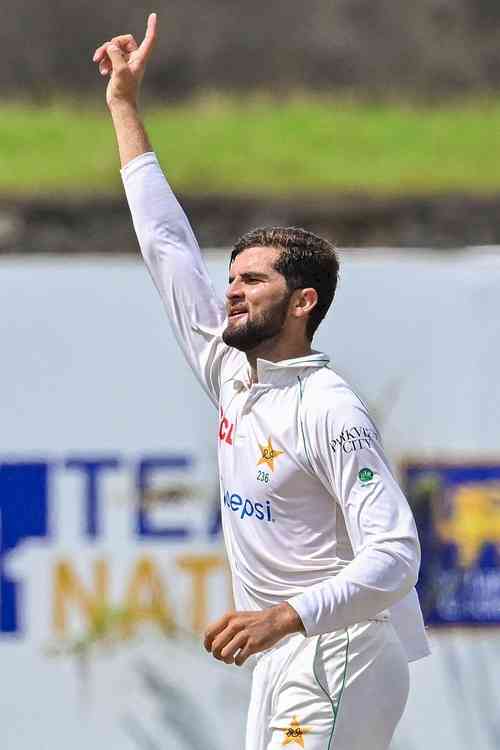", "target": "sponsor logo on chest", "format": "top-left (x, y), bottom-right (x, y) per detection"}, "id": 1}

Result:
top-left (218, 408), bottom-right (235, 446)
top-left (223, 490), bottom-right (274, 523)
